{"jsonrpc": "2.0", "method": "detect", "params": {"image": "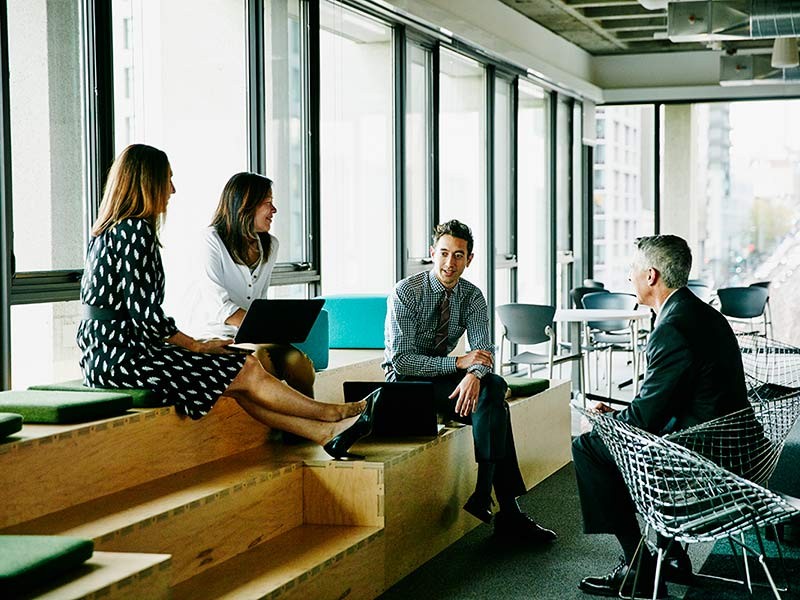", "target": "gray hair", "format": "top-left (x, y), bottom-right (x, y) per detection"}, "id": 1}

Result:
top-left (634, 235), bottom-right (692, 289)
